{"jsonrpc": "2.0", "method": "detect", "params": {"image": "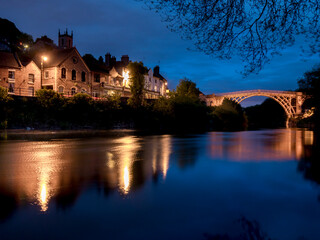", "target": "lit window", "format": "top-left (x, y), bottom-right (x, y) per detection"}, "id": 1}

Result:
top-left (28, 87), bottom-right (34, 96)
top-left (58, 86), bottom-right (64, 93)
top-left (72, 70), bottom-right (76, 80)
top-left (28, 74), bottom-right (34, 83)
top-left (61, 68), bottom-right (66, 78)
top-left (45, 71), bottom-right (49, 79)
top-left (8, 71), bottom-right (15, 80)
top-left (71, 88), bottom-right (76, 95)
top-left (81, 72), bottom-right (86, 82)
